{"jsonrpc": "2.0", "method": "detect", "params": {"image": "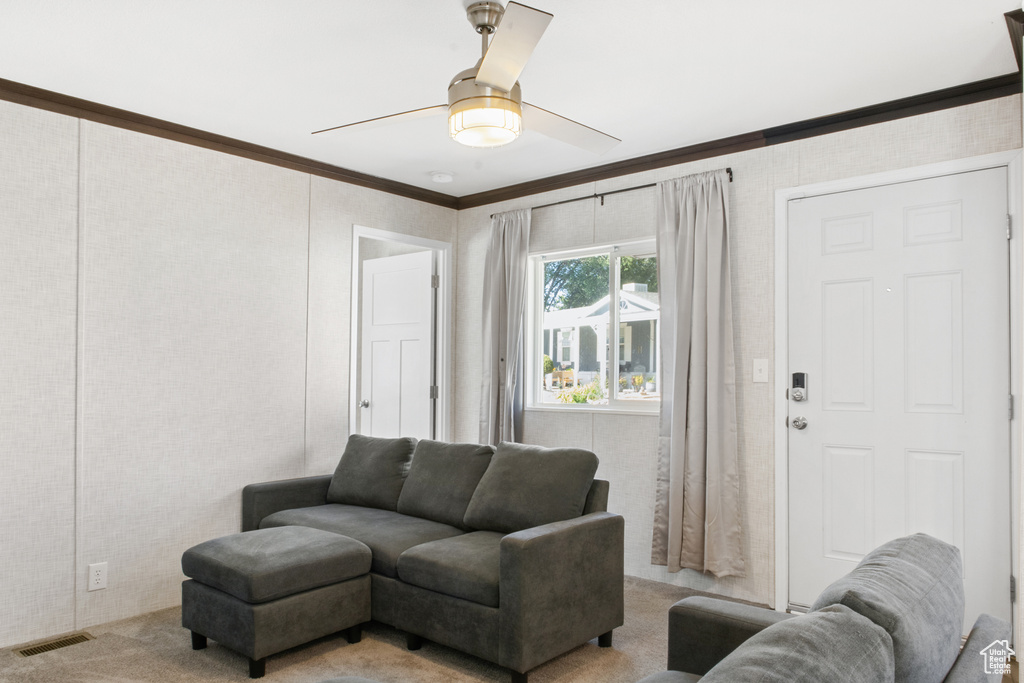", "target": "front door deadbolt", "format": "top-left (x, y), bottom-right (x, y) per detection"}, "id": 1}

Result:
top-left (791, 372), bottom-right (807, 402)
